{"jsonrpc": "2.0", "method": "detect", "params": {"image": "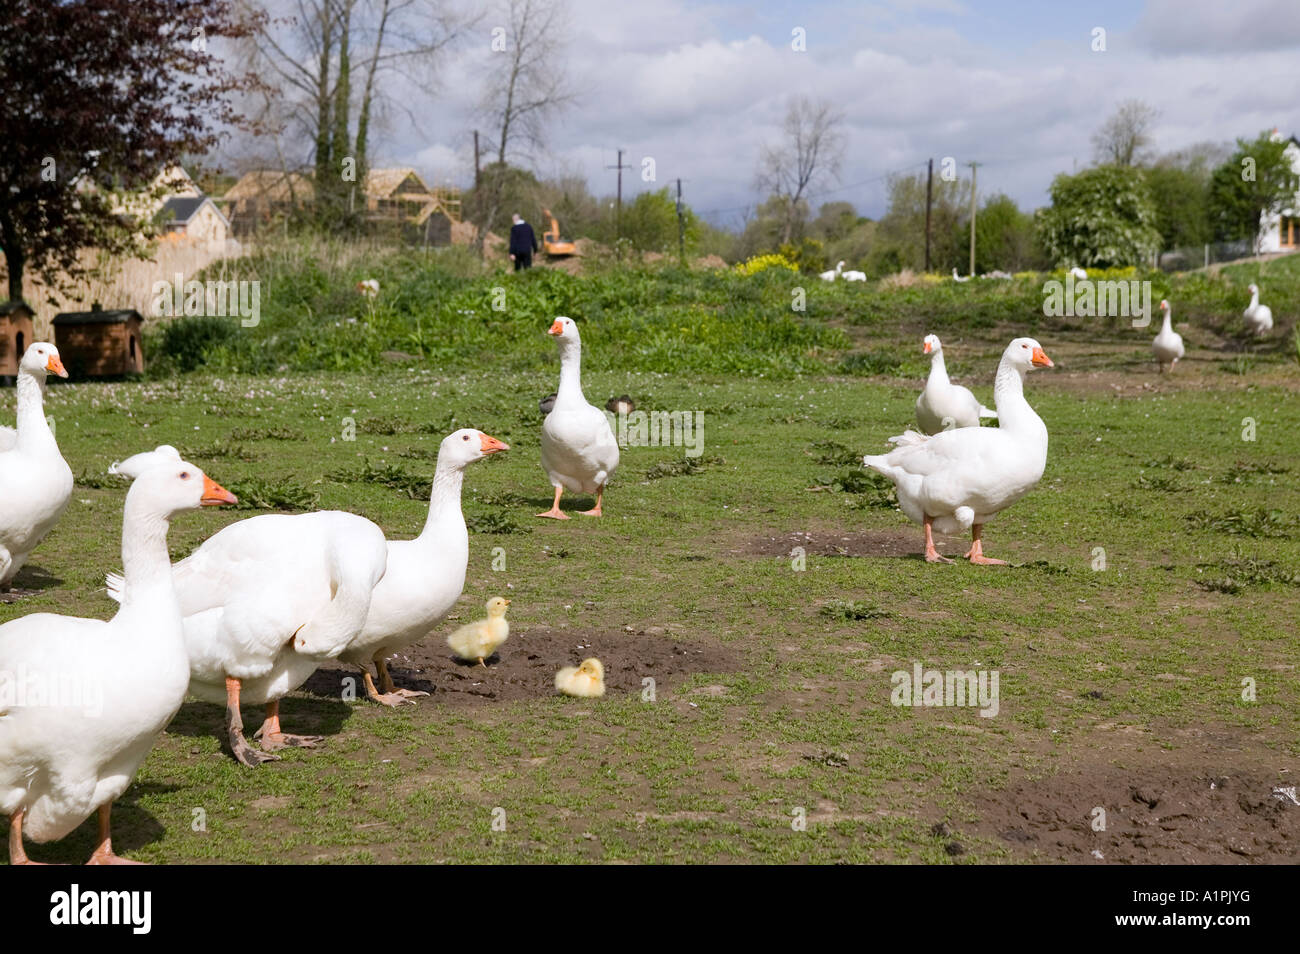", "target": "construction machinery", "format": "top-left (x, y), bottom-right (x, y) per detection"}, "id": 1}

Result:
top-left (541, 208), bottom-right (579, 257)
